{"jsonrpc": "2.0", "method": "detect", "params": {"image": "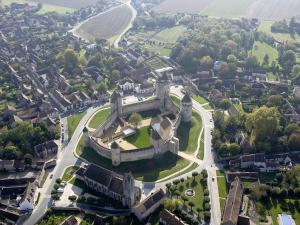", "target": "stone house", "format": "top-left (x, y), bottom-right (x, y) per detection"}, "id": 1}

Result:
top-left (159, 209), bottom-right (187, 225)
top-left (34, 140), bottom-right (58, 159)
